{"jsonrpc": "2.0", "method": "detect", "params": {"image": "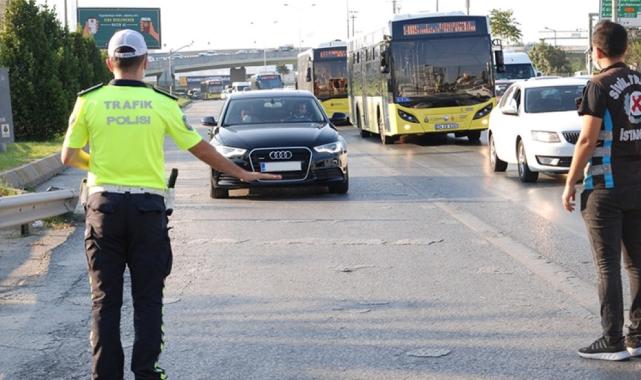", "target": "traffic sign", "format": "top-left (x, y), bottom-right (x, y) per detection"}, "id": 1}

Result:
top-left (600, 0), bottom-right (641, 27)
